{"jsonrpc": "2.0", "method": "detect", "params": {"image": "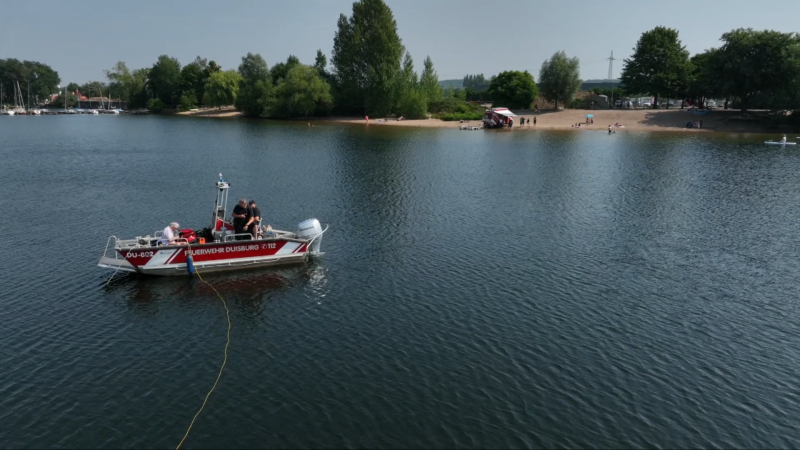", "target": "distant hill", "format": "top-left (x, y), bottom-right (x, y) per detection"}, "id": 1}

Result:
top-left (439, 79), bottom-right (463, 89)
